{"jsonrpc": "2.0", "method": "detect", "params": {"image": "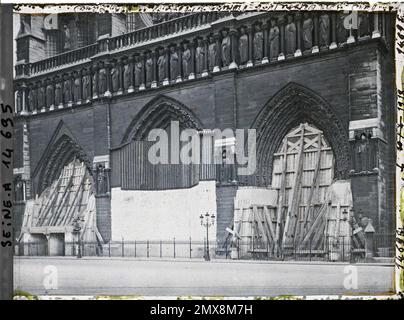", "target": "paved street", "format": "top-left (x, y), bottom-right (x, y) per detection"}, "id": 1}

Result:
top-left (13, 257), bottom-right (395, 297)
